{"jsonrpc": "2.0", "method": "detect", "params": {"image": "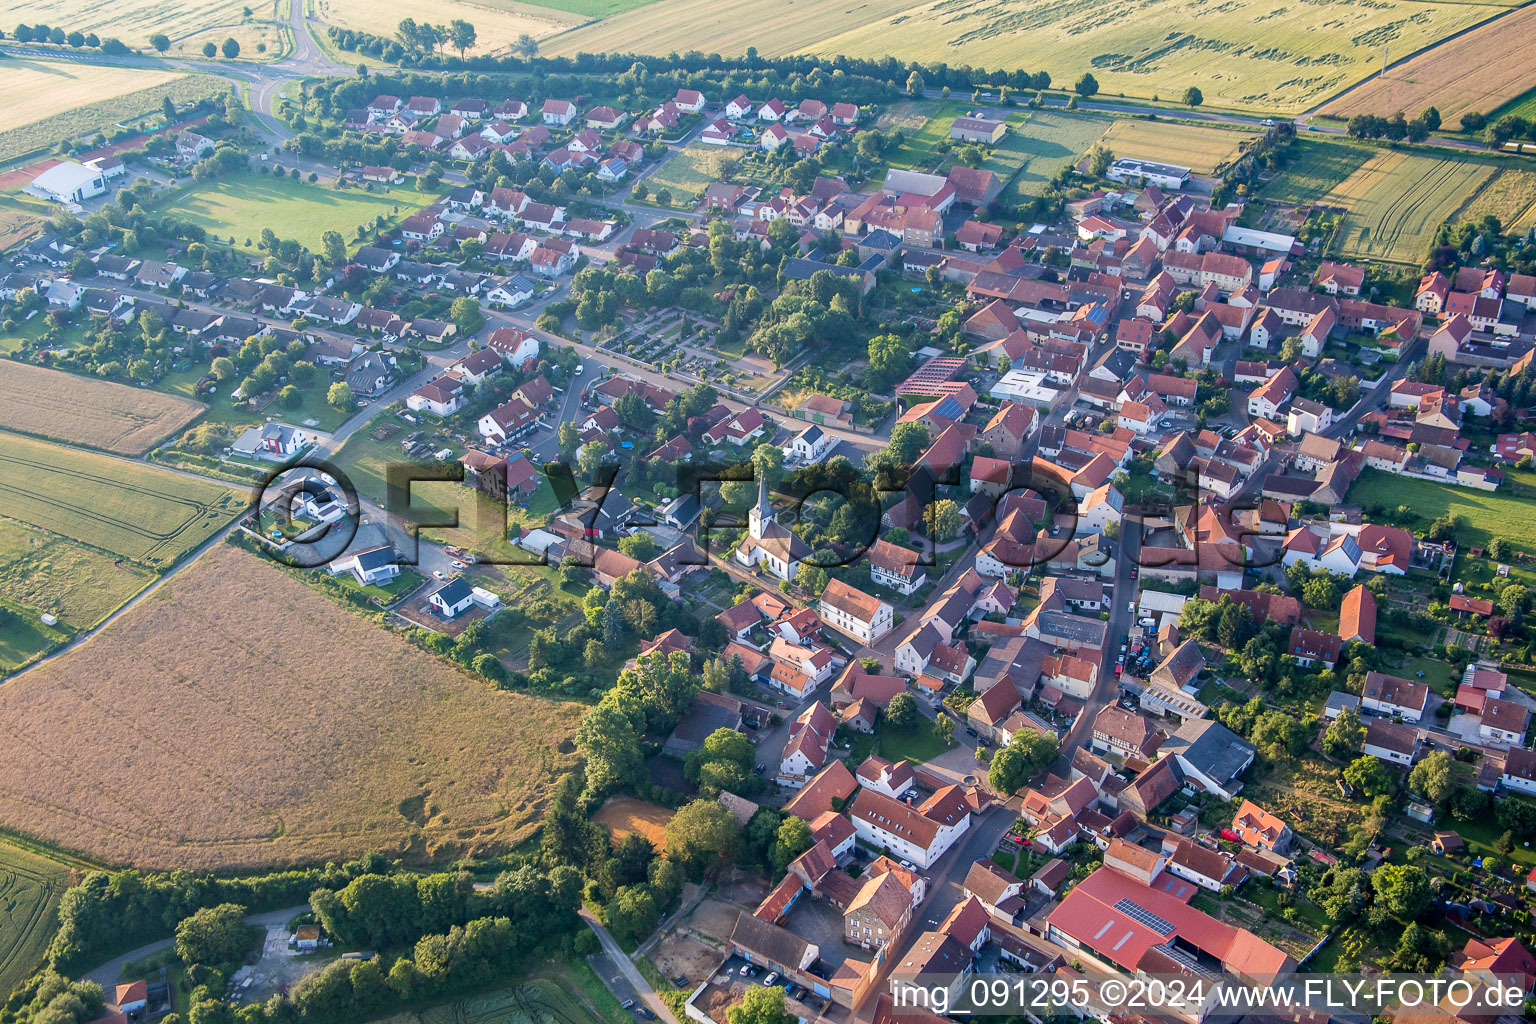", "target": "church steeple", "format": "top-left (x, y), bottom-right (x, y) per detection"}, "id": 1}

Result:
top-left (749, 472), bottom-right (773, 539)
